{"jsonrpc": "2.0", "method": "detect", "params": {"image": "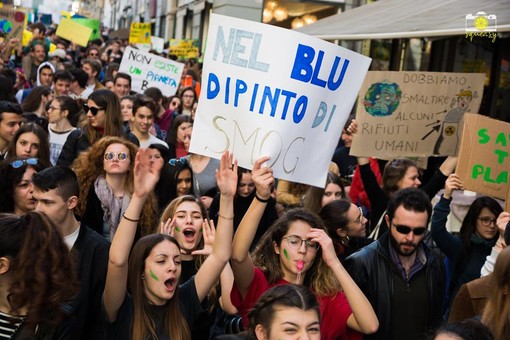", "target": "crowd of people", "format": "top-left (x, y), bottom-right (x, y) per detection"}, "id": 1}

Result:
top-left (0, 21), bottom-right (507, 340)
